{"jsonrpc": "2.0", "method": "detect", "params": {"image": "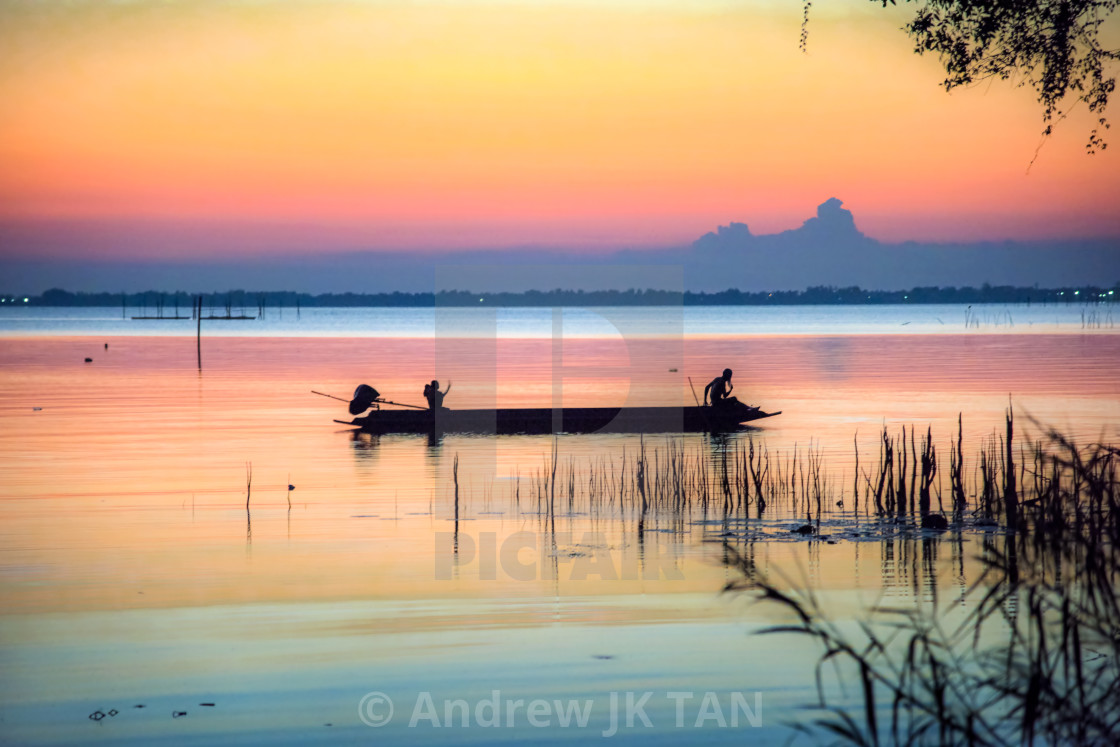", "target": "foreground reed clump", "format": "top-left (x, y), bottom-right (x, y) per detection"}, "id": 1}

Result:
top-left (726, 426), bottom-right (1120, 746)
top-left (447, 411), bottom-right (1118, 744)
